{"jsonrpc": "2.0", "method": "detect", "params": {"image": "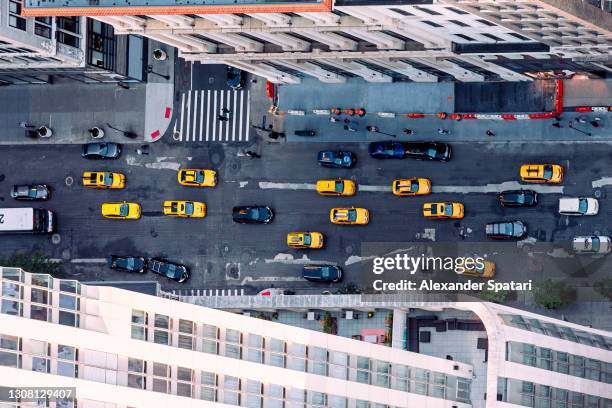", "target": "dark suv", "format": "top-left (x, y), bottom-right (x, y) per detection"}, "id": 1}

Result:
top-left (302, 265), bottom-right (342, 283)
top-left (147, 258), bottom-right (190, 283)
top-left (485, 221), bottom-right (527, 240)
